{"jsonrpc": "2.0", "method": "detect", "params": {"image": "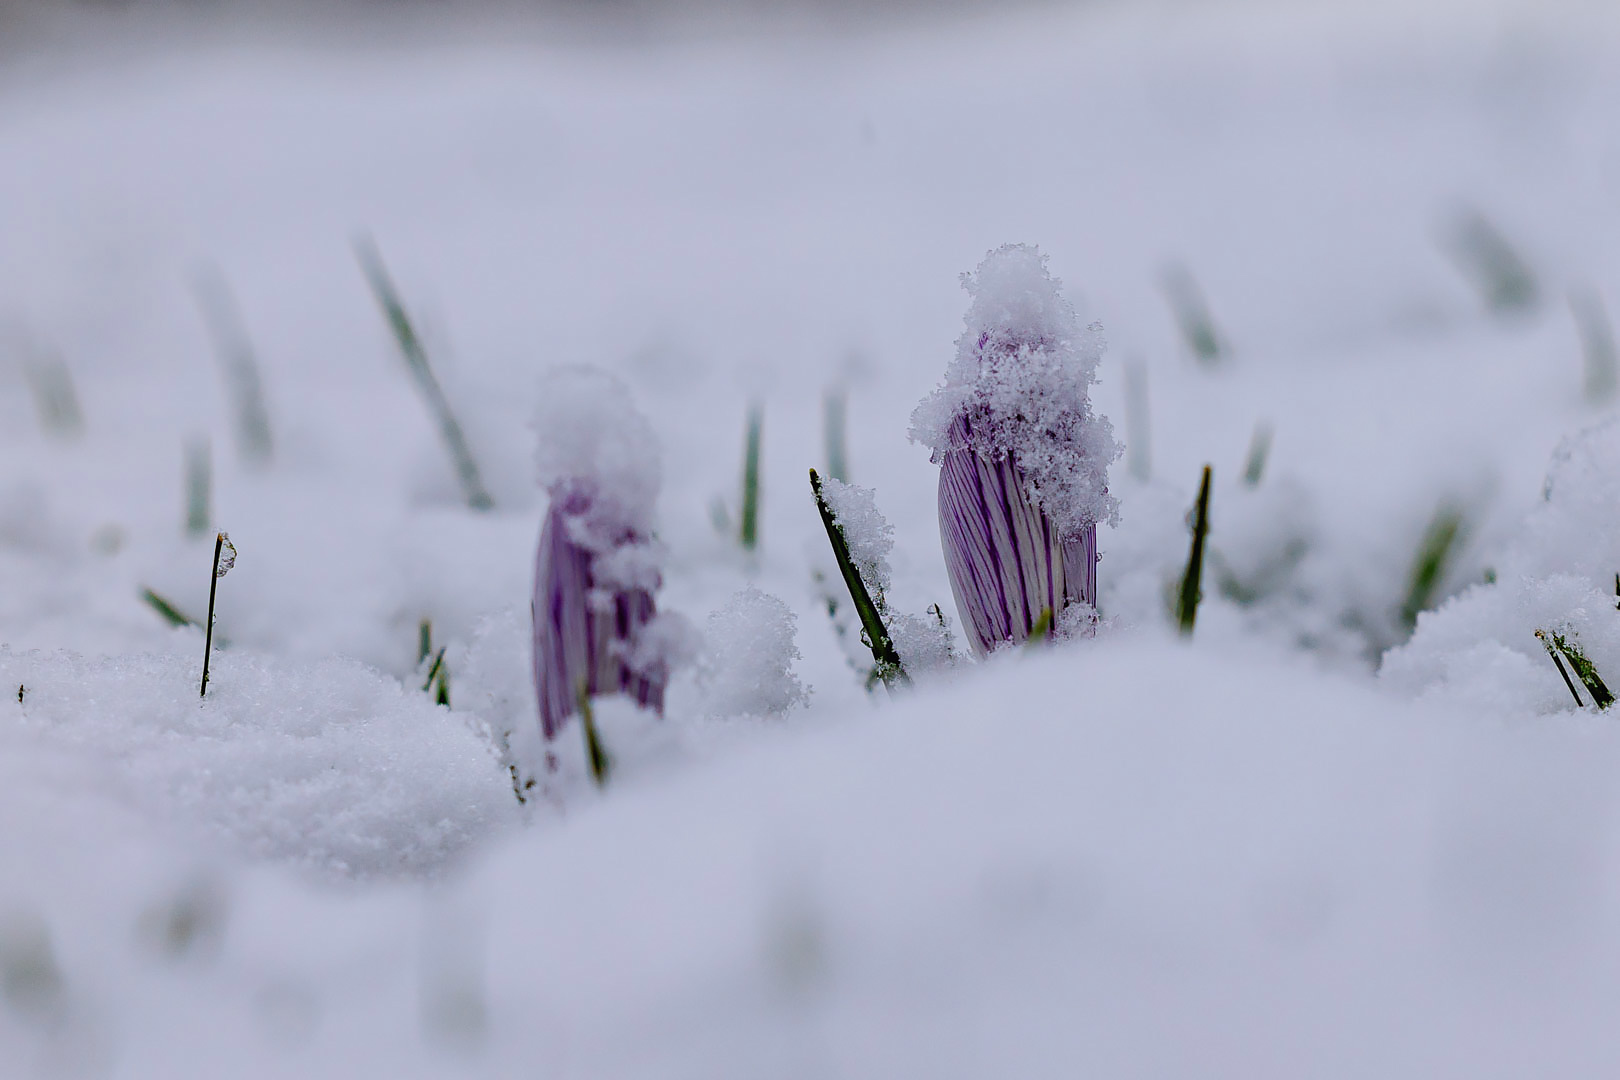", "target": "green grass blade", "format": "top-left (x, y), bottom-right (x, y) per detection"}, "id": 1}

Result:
top-left (192, 267), bottom-right (274, 467)
top-left (809, 469), bottom-right (909, 690)
top-left (1569, 290), bottom-right (1619, 405)
top-left (1160, 263), bottom-right (1224, 366)
top-left (354, 235), bottom-right (494, 512)
top-left (824, 388), bottom-right (848, 483)
top-left (1536, 630), bottom-right (1586, 708)
top-left (185, 438), bottom-right (211, 538)
top-left (140, 588), bottom-right (198, 629)
top-left (1400, 504), bottom-right (1465, 633)
top-left (739, 404), bottom-right (762, 550)
top-left (1550, 631), bottom-right (1614, 710)
top-left (1441, 209), bottom-right (1539, 315)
